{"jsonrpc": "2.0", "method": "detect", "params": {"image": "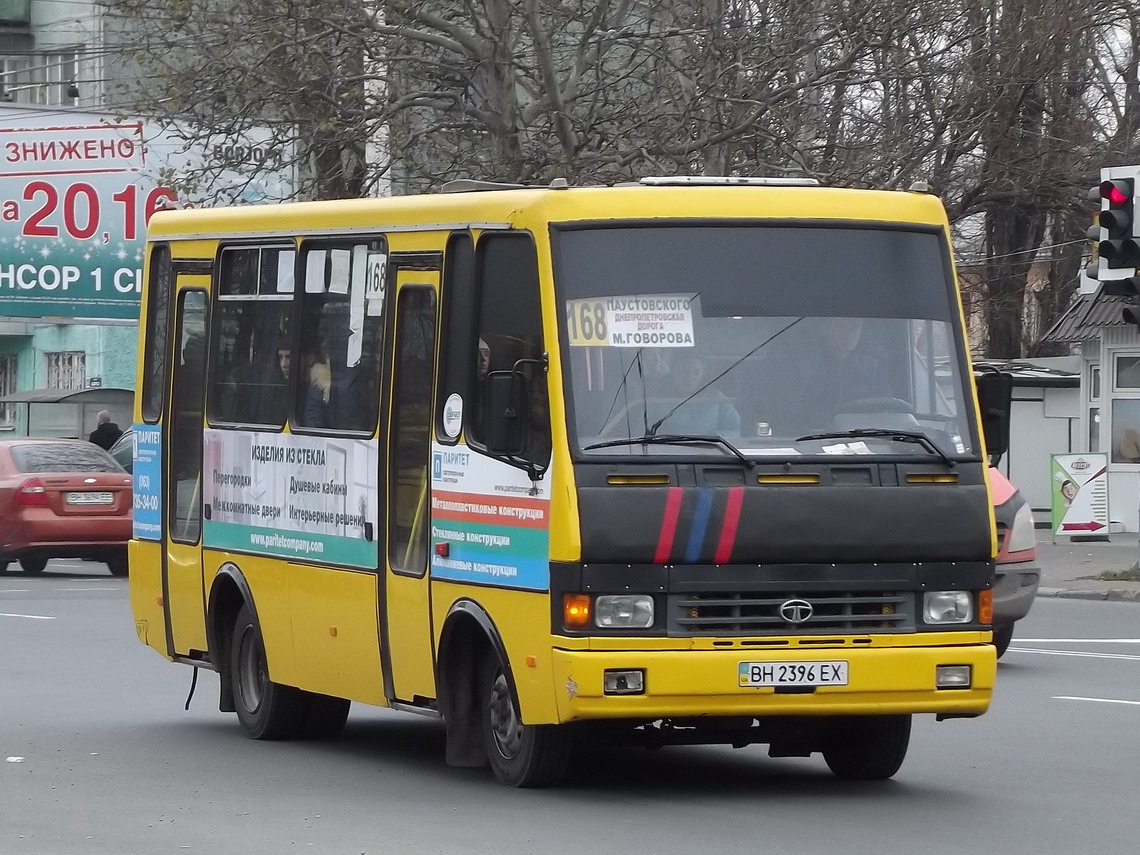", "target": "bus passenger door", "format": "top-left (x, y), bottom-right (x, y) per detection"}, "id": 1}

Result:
top-left (164, 286), bottom-right (209, 656)
top-left (382, 270), bottom-right (440, 703)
